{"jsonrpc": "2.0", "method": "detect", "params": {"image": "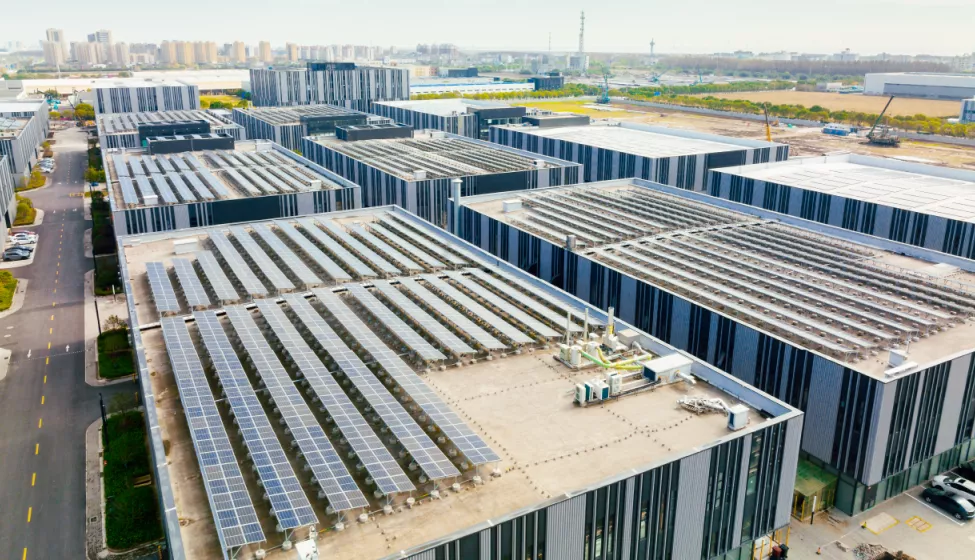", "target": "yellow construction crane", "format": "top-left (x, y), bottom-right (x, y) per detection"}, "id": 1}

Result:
top-left (763, 103), bottom-right (773, 142)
